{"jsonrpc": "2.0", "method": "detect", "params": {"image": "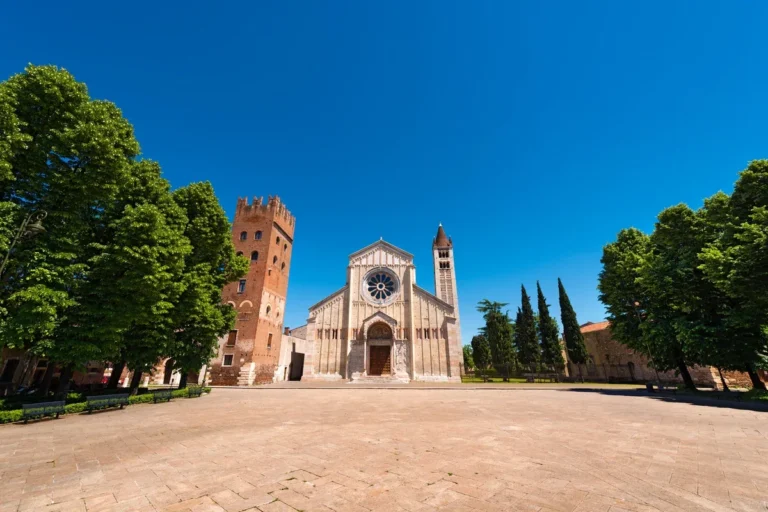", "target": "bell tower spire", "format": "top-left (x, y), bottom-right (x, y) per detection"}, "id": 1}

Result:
top-left (432, 224), bottom-right (461, 346)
